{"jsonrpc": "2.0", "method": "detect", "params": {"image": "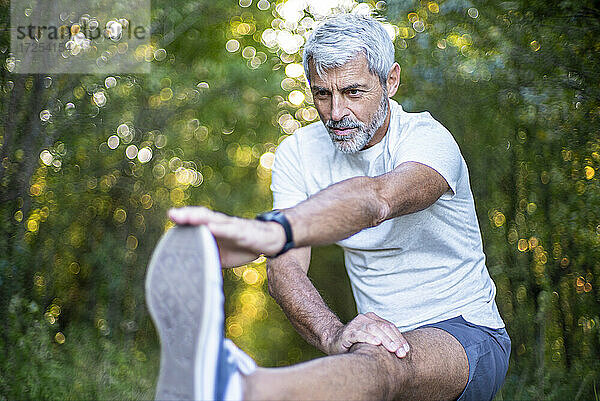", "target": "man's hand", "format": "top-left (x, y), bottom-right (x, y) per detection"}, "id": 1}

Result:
top-left (327, 312), bottom-right (410, 358)
top-left (168, 207), bottom-right (286, 267)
